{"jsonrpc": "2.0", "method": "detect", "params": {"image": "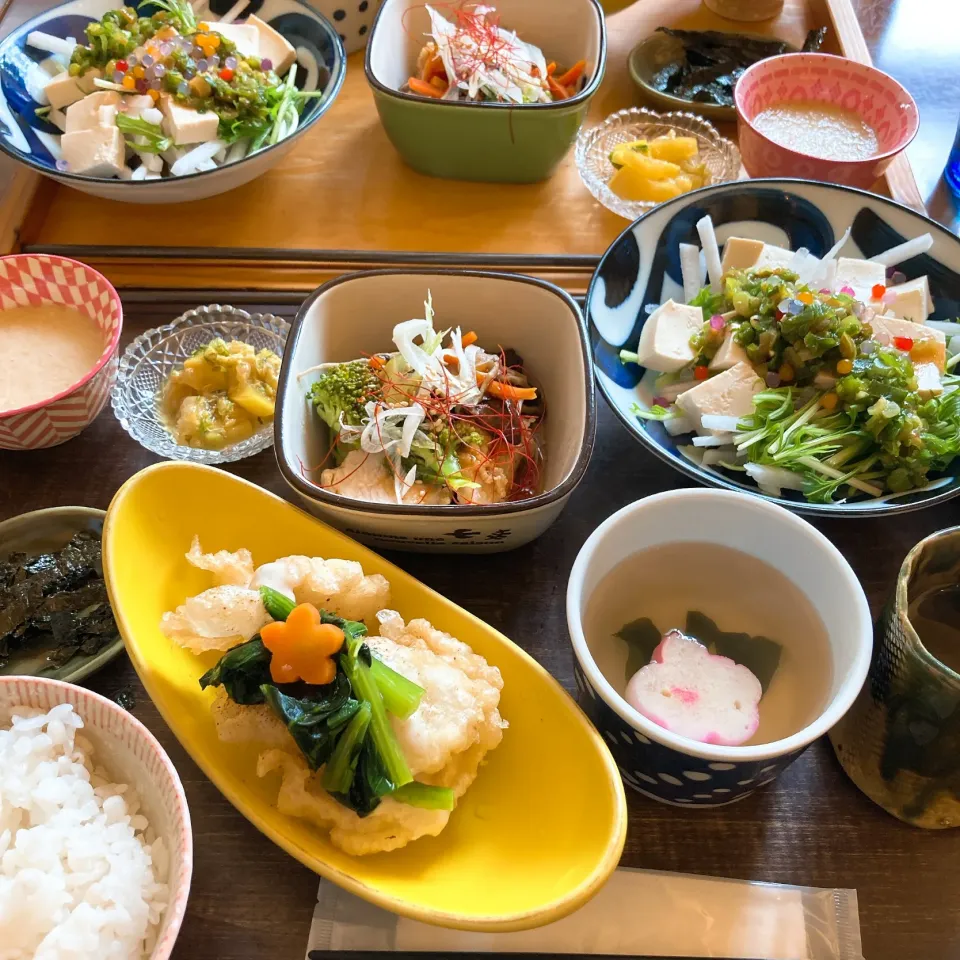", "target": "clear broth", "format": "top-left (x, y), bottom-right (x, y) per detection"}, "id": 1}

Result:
top-left (585, 542), bottom-right (833, 746)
